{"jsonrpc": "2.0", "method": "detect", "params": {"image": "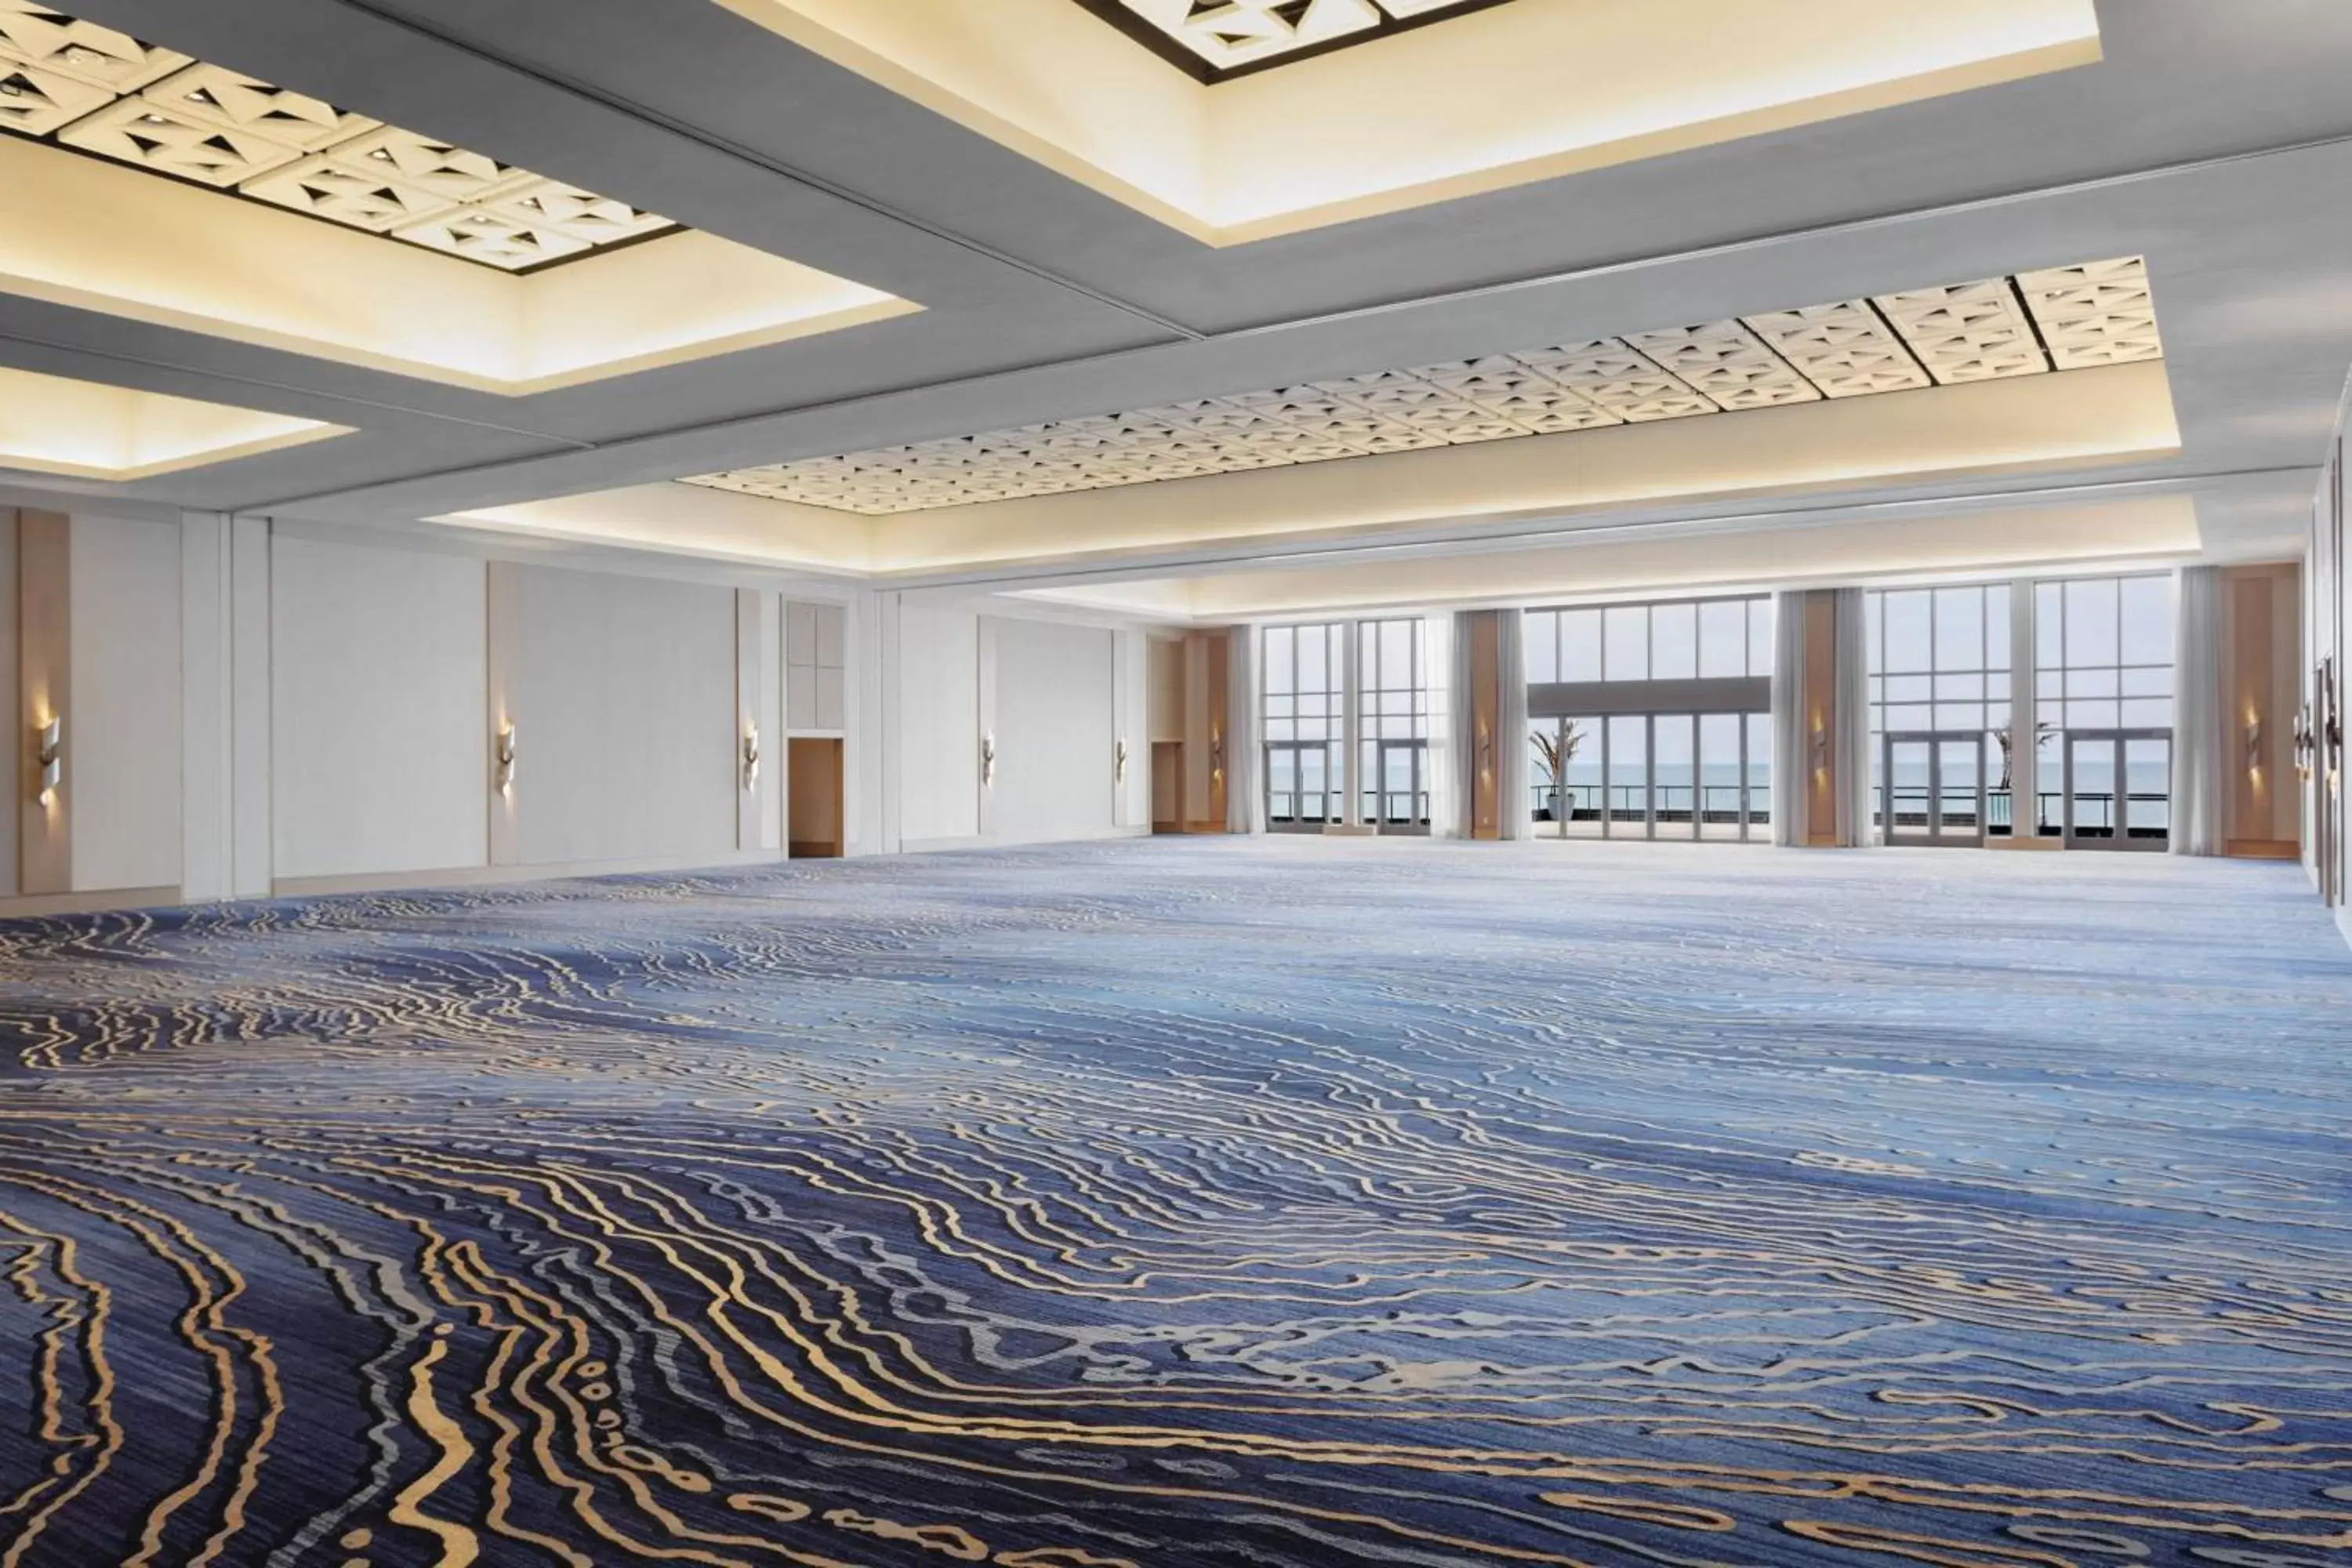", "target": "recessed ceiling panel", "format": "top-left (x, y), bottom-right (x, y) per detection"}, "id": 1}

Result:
top-left (0, 0), bottom-right (678, 271)
top-left (1075, 0), bottom-right (1517, 82)
top-left (688, 258), bottom-right (2163, 517)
